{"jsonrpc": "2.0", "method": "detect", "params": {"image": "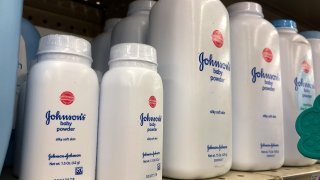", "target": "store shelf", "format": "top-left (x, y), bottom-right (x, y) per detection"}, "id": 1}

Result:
top-left (2, 164), bottom-right (320, 180)
top-left (22, 0), bottom-right (320, 37)
top-left (163, 164), bottom-right (320, 180)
